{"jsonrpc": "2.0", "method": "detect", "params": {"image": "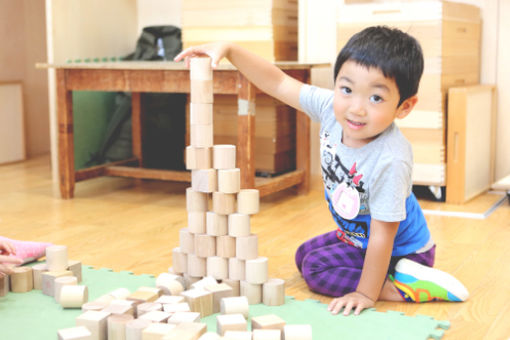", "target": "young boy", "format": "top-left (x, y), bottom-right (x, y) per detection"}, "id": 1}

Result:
top-left (175, 26), bottom-right (469, 316)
